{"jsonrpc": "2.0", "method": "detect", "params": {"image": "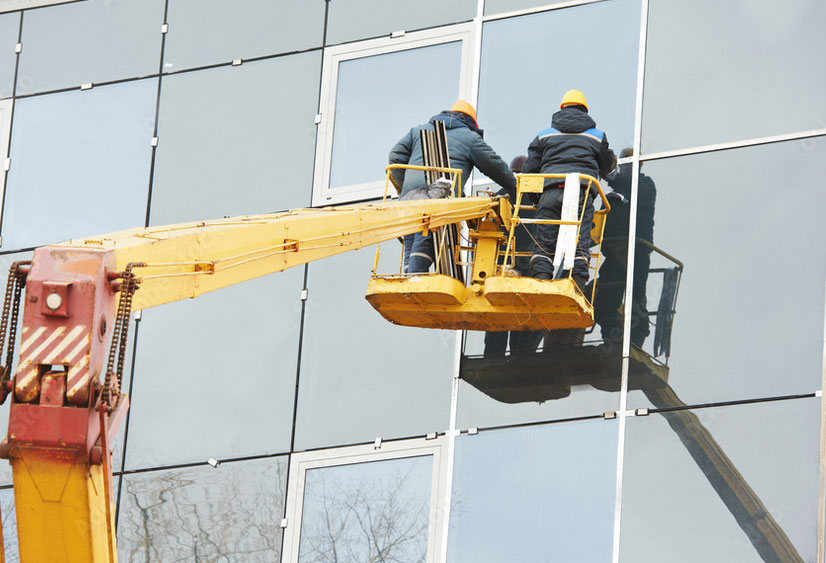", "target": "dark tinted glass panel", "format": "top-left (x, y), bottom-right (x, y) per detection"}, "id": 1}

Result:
top-left (150, 53), bottom-right (320, 226)
top-left (448, 419), bottom-right (617, 562)
top-left (0, 13), bottom-right (18, 99)
top-left (326, 0), bottom-right (475, 45)
top-left (478, 0), bottom-right (639, 168)
top-left (164, 0), bottom-right (324, 72)
top-left (619, 398), bottom-right (820, 562)
top-left (123, 271), bottom-right (302, 469)
top-left (16, 0), bottom-right (164, 95)
top-left (629, 139), bottom-right (826, 409)
top-left (2, 80), bottom-right (156, 250)
top-left (295, 246), bottom-right (454, 450)
top-left (118, 458), bottom-right (286, 561)
top-left (298, 456), bottom-right (433, 561)
top-left (643, 0), bottom-right (826, 152)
